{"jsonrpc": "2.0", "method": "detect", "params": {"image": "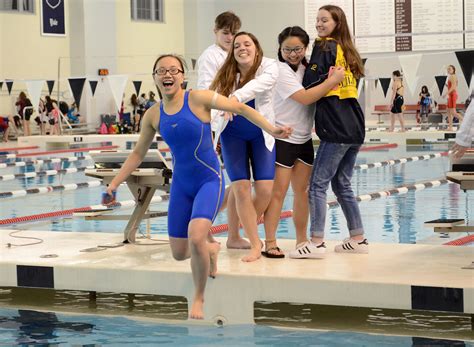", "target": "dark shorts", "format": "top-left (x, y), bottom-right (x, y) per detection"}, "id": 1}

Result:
top-left (221, 117), bottom-right (276, 182)
top-left (24, 109), bottom-right (33, 121)
top-left (275, 139), bottom-right (314, 168)
top-left (391, 95), bottom-right (404, 114)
